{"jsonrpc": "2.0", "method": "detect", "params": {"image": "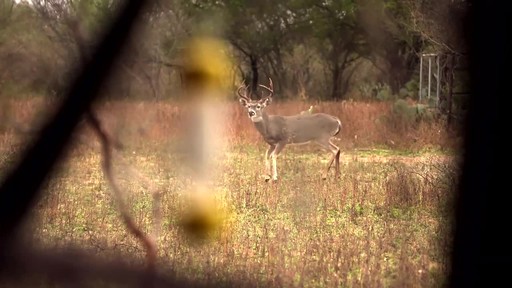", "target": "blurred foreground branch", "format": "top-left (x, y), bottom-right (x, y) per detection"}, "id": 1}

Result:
top-left (1, 246), bottom-right (205, 288)
top-left (86, 112), bottom-right (158, 275)
top-left (0, 0), bottom-right (164, 286)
